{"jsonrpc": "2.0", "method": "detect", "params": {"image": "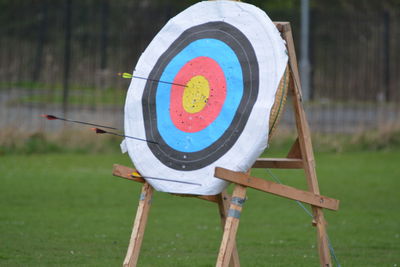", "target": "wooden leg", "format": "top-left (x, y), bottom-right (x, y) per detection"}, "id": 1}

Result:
top-left (280, 21), bottom-right (334, 266)
top-left (217, 190), bottom-right (240, 267)
top-left (300, 140), bottom-right (332, 266)
top-left (312, 208), bottom-right (332, 267)
top-left (298, 115), bottom-right (332, 266)
top-left (123, 182), bottom-right (154, 267)
top-left (216, 185), bottom-right (247, 267)
top-left (300, 133), bottom-right (332, 266)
